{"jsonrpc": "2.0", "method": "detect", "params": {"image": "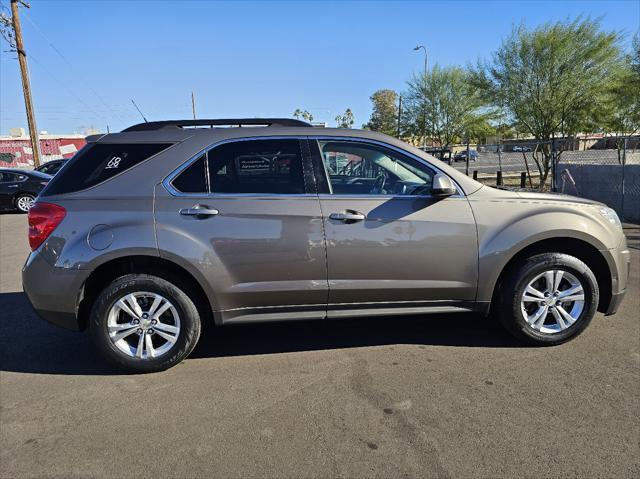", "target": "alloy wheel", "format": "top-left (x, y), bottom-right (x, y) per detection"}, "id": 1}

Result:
top-left (16, 195), bottom-right (35, 212)
top-left (520, 269), bottom-right (585, 334)
top-left (107, 292), bottom-right (181, 359)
